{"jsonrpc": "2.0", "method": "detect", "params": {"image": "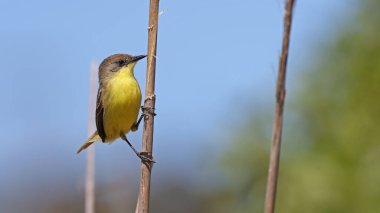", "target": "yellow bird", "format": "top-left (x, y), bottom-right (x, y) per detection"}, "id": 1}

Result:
top-left (77, 54), bottom-right (152, 162)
